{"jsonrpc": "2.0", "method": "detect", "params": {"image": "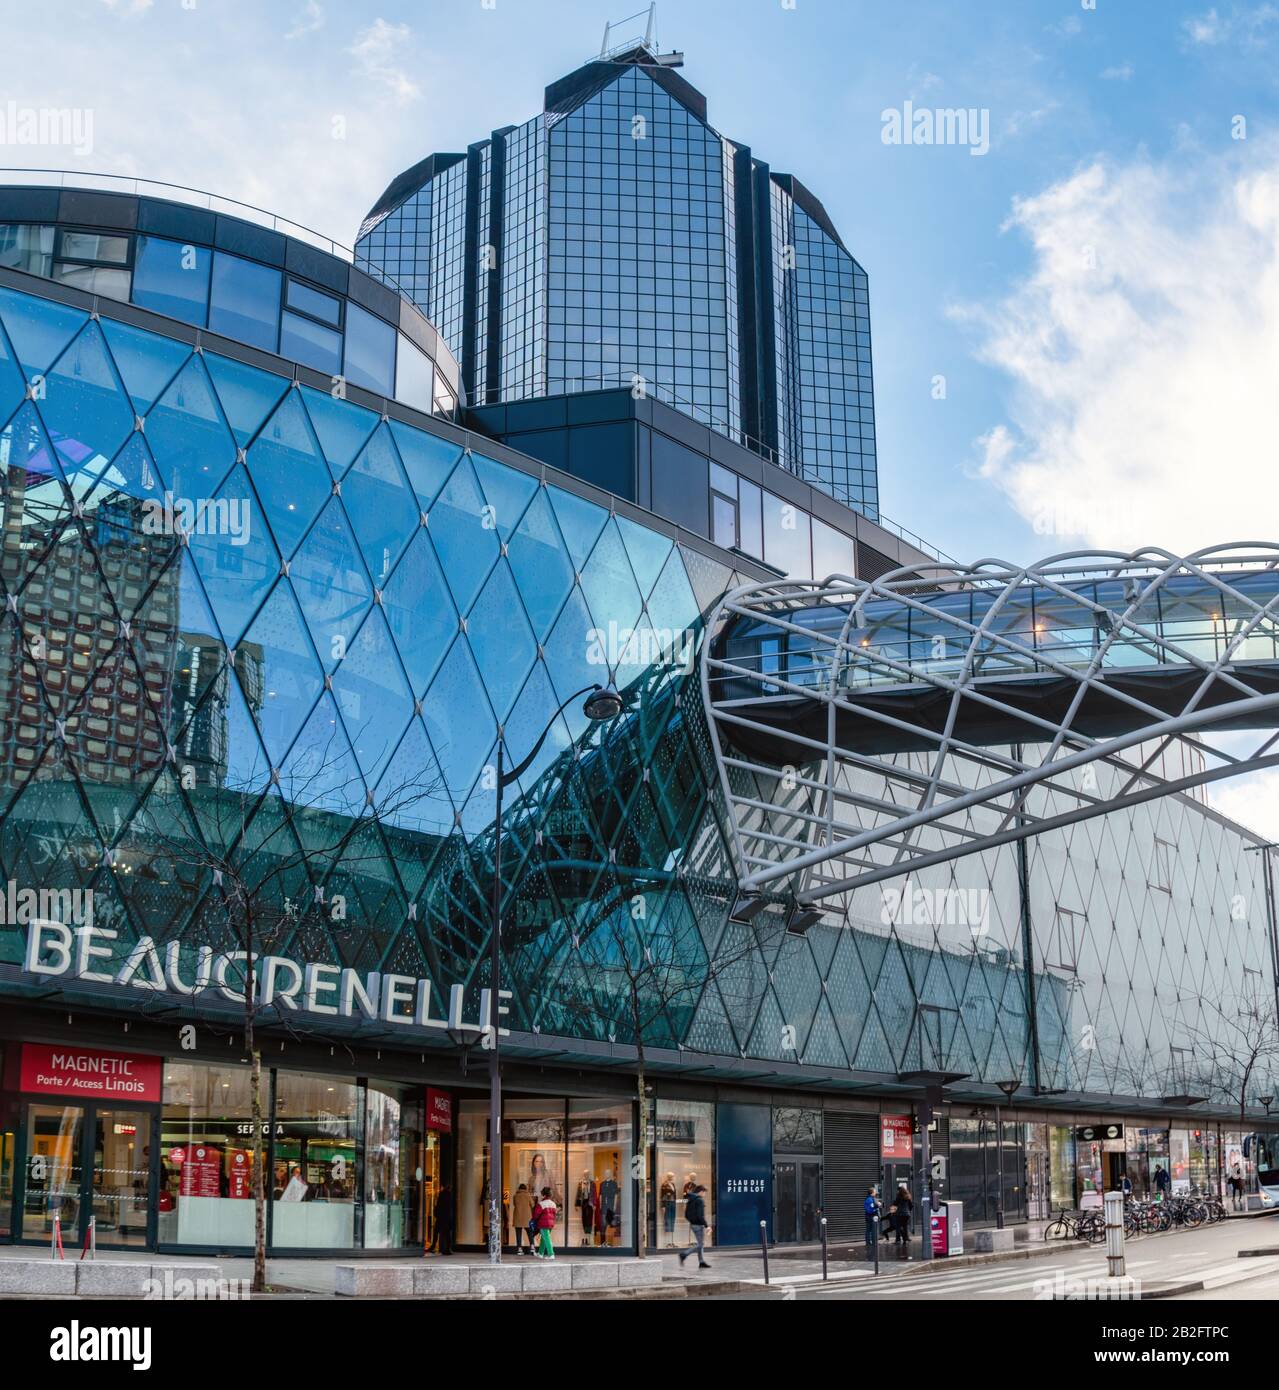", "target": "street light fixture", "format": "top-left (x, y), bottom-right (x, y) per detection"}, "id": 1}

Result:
top-left (485, 681), bottom-right (624, 1265)
top-left (993, 1079), bottom-right (1021, 1230)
